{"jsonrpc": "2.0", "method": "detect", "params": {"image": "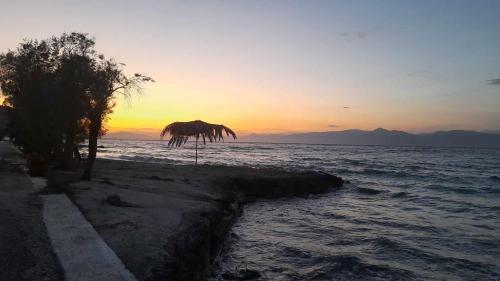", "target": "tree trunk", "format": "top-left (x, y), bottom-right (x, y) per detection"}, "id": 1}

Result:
top-left (81, 121), bottom-right (100, 180)
top-left (60, 131), bottom-right (75, 170)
